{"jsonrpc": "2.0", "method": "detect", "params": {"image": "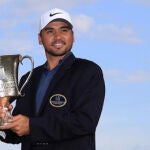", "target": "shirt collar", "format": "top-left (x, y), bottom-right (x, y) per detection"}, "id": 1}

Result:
top-left (43, 51), bottom-right (72, 71)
